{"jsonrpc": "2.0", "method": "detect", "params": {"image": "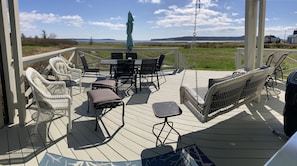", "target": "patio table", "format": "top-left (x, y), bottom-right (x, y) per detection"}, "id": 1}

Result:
top-left (101, 59), bottom-right (142, 65)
